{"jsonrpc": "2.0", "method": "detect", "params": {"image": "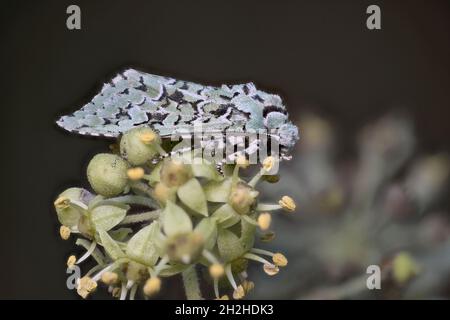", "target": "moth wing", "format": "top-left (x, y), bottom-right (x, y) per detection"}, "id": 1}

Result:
top-left (56, 69), bottom-right (188, 137)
